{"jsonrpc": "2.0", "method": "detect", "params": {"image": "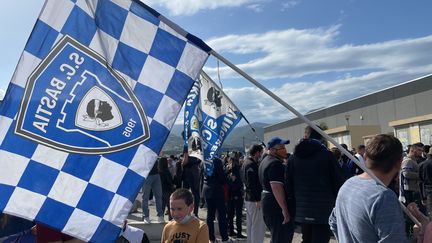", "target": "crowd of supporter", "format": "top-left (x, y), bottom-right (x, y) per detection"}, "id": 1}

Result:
top-left (5, 127), bottom-right (432, 243)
